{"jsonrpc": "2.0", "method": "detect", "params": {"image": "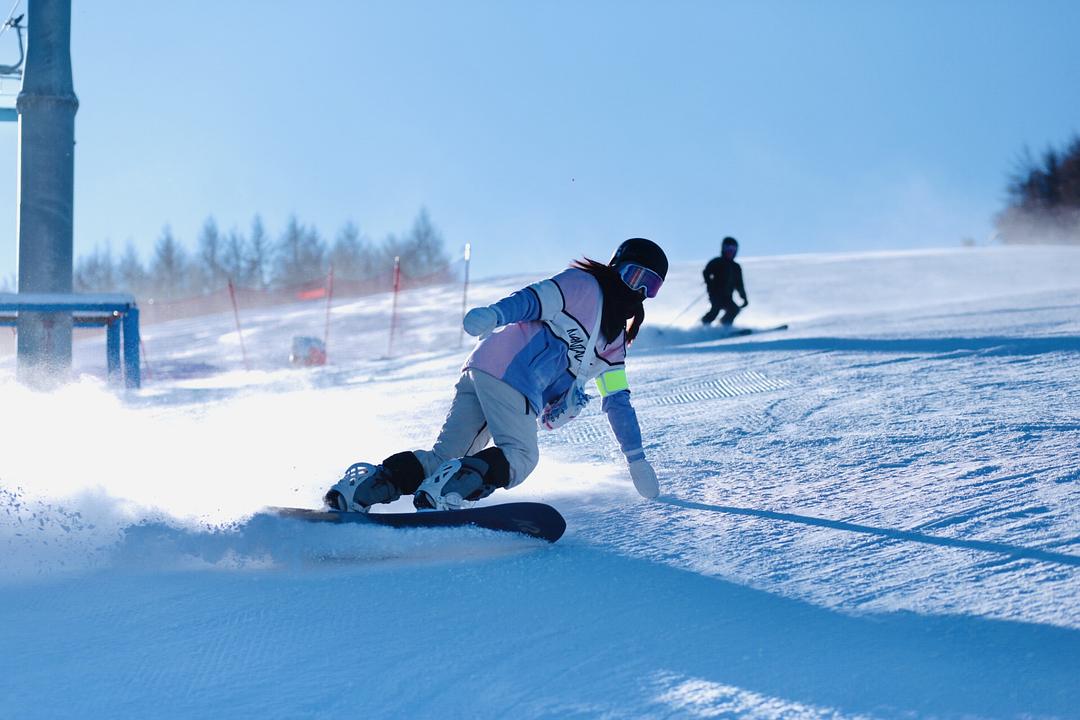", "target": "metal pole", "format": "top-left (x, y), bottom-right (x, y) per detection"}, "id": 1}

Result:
top-left (227, 278), bottom-right (250, 370)
top-left (458, 243), bottom-right (471, 348)
top-left (105, 315), bottom-right (120, 385)
top-left (322, 263), bottom-right (334, 361)
top-left (387, 256), bottom-right (400, 357)
top-left (15, 0), bottom-right (79, 388)
top-left (122, 306), bottom-right (141, 389)
top-left (139, 337), bottom-right (152, 382)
